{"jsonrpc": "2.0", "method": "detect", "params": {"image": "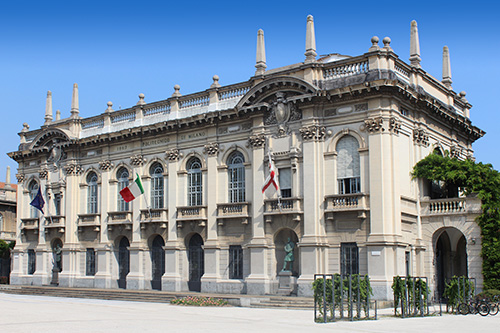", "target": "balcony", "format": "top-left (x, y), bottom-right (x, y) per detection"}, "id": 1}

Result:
top-left (420, 196), bottom-right (481, 216)
top-left (324, 193), bottom-right (370, 221)
top-left (20, 218), bottom-right (39, 234)
top-left (176, 206), bottom-right (207, 227)
top-left (216, 202), bottom-right (250, 225)
top-left (77, 213), bottom-right (101, 232)
top-left (140, 208), bottom-right (168, 230)
top-left (107, 211), bottom-right (133, 230)
top-left (44, 216), bottom-right (65, 233)
top-left (263, 197), bottom-right (303, 223)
